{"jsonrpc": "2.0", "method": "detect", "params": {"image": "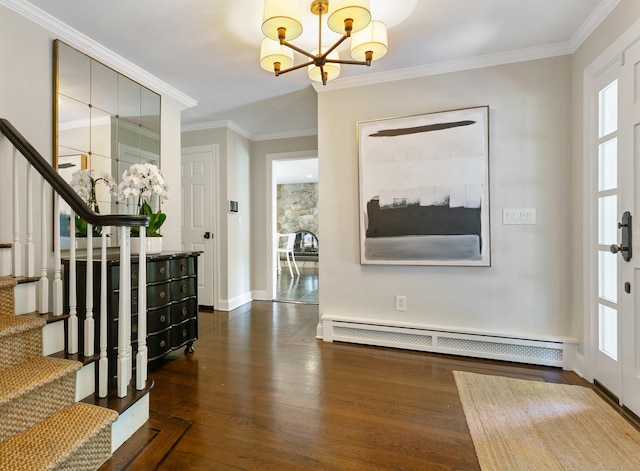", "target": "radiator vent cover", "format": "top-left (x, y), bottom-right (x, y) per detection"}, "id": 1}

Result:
top-left (438, 336), bottom-right (563, 362)
top-left (333, 326), bottom-right (432, 347)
